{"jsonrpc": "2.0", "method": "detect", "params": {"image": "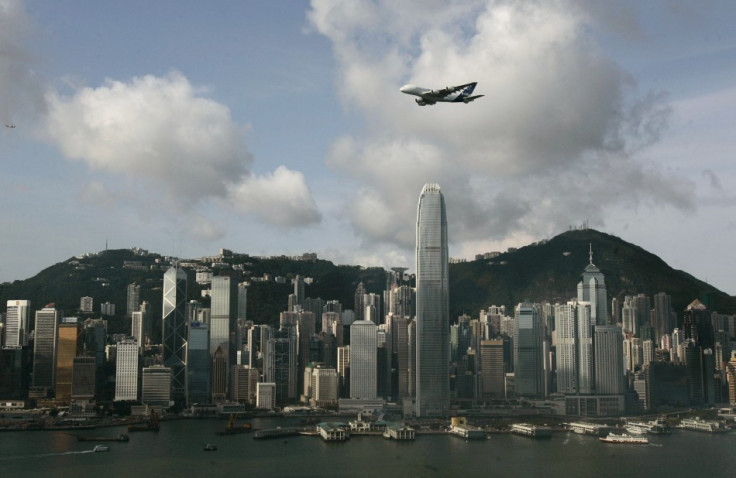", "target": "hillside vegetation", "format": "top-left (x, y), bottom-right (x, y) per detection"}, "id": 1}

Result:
top-left (1, 229), bottom-right (733, 340)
